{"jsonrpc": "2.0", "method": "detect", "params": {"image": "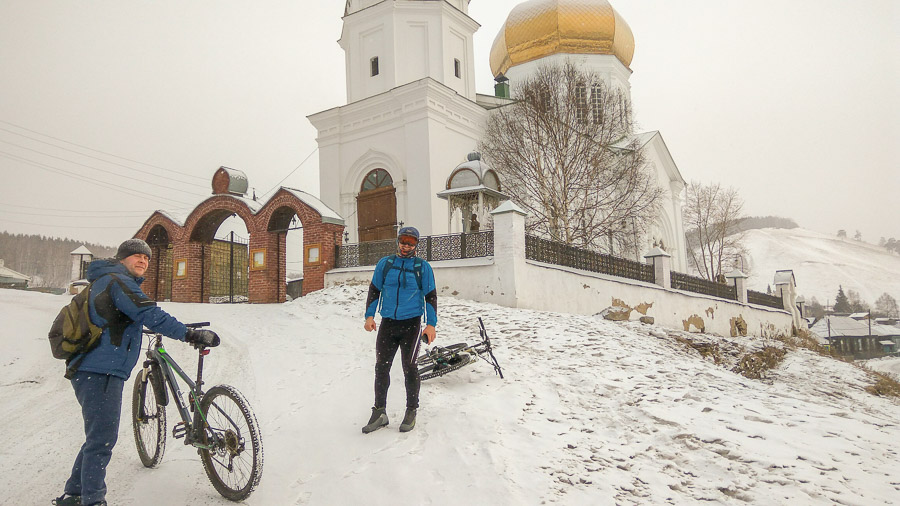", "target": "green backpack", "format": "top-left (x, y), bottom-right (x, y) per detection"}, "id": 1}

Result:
top-left (48, 281), bottom-right (104, 363)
